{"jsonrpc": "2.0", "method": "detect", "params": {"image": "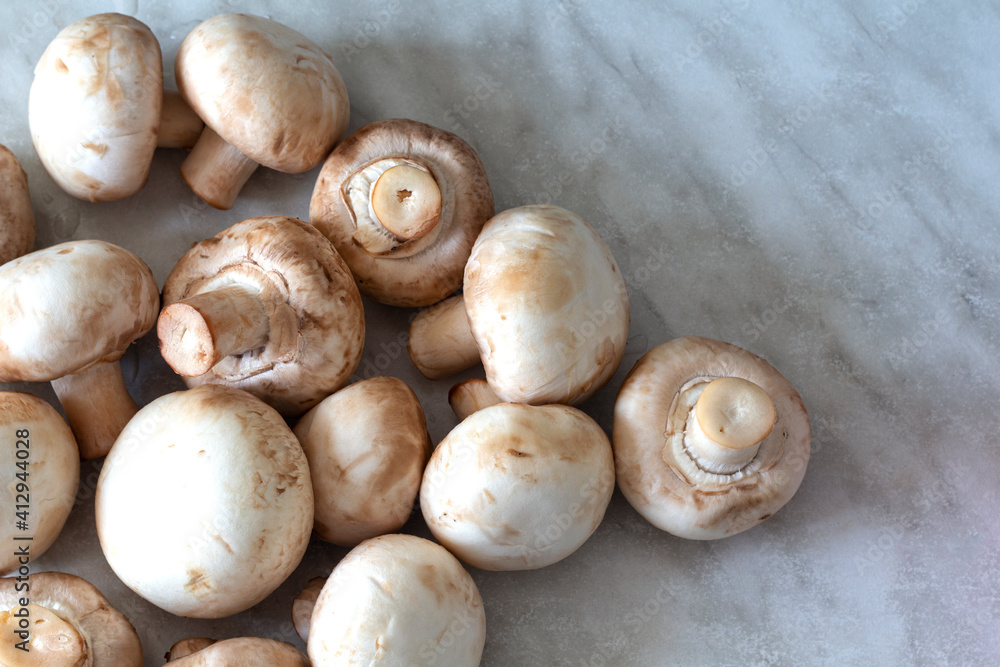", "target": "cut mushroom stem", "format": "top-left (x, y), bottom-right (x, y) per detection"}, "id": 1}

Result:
top-left (158, 284), bottom-right (270, 377)
top-left (50, 361), bottom-right (139, 460)
top-left (159, 91), bottom-right (205, 149)
top-left (371, 164), bottom-right (442, 240)
top-left (0, 604), bottom-right (87, 666)
top-left (685, 377), bottom-right (777, 474)
top-left (449, 379), bottom-right (502, 421)
top-left (408, 295), bottom-right (480, 380)
top-left (180, 126), bottom-right (260, 210)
